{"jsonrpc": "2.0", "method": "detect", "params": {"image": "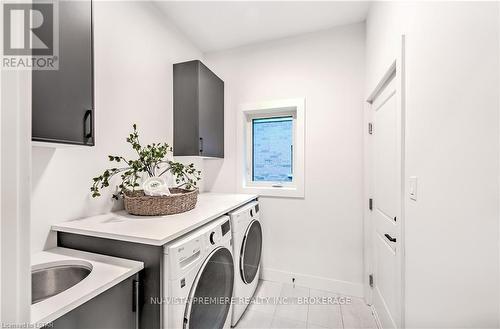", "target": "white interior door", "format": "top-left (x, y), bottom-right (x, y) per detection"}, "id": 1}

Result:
top-left (366, 59), bottom-right (404, 329)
